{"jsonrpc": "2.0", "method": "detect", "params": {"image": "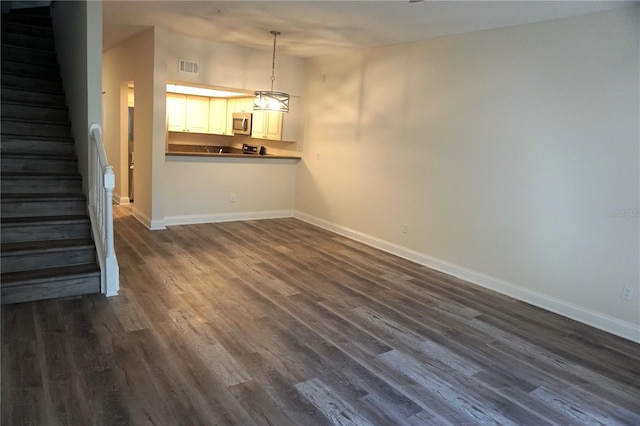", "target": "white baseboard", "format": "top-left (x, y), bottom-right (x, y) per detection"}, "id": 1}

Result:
top-left (112, 192), bottom-right (130, 205)
top-left (165, 210), bottom-right (294, 226)
top-left (132, 207), bottom-right (166, 230)
top-left (293, 211), bottom-right (640, 343)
